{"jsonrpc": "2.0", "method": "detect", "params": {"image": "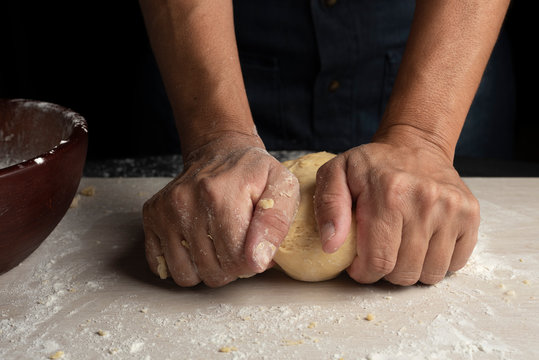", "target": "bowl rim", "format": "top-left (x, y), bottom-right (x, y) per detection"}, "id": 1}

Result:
top-left (0, 99), bottom-right (88, 177)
